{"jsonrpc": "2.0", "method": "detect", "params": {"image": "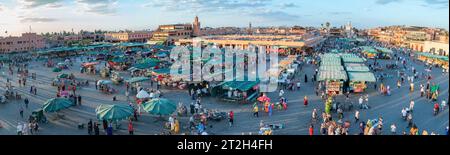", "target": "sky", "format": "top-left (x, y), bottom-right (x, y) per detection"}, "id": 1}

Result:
top-left (0, 0), bottom-right (449, 36)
